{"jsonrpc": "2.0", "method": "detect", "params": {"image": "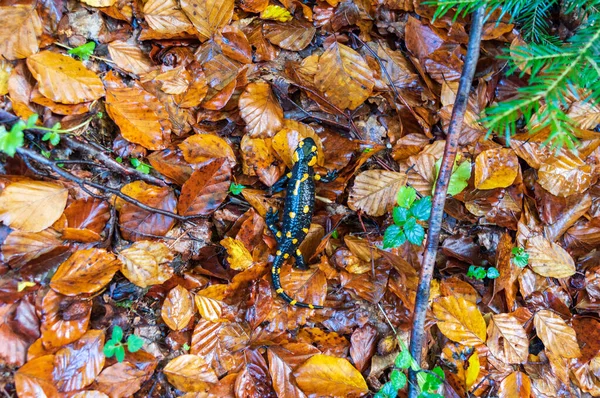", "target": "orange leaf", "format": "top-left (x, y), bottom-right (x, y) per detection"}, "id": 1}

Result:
top-left (268, 343), bottom-right (320, 398)
top-left (50, 249), bottom-right (121, 296)
top-left (0, 5), bottom-right (42, 60)
top-left (487, 314), bottom-right (528, 364)
top-left (163, 354), bottom-right (218, 392)
top-left (53, 330), bottom-right (105, 392)
top-left (498, 371), bottom-right (531, 398)
top-left (178, 158), bottom-right (231, 216)
top-left (220, 237), bottom-right (254, 271)
top-left (293, 354), bottom-right (368, 397)
top-left (27, 51), bottom-right (105, 104)
top-left (40, 290), bottom-right (91, 350)
top-left (315, 42), bottom-right (374, 110)
top-left (526, 235), bottom-right (576, 278)
top-left (179, 134), bottom-right (236, 166)
top-left (272, 119), bottom-right (324, 168)
top-left (143, 0), bottom-right (194, 34)
top-left (175, 63), bottom-right (208, 108)
top-left (96, 362), bottom-right (146, 397)
top-left (62, 198), bottom-right (110, 243)
top-left (263, 19), bottom-right (316, 51)
top-left (194, 284), bottom-right (228, 322)
top-left (348, 170), bottom-right (406, 217)
top-left (534, 309), bottom-right (581, 359)
top-left (433, 296), bottom-right (486, 346)
top-left (1, 229), bottom-right (64, 267)
top-left (240, 136), bottom-right (284, 187)
top-left (239, 81), bottom-right (284, 138)
top-left (15, 355), bottom-right (59, 398)
top-left (0, 180), bottom-right (68, 232)
top-left (107, 40), bottom-right (154, 75)
top-left (118, 241), bottom-right (175, 287)
top-left (180, 0), bottom-right (234, 41)
top-left (161, 285), bottom-right (195, 331)
top-left (538, 152), bottom-right (594, 197)
top-left (474, 148), bottom-right (519, 190)
top-left (148, 149), bottom-right (193, 185)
